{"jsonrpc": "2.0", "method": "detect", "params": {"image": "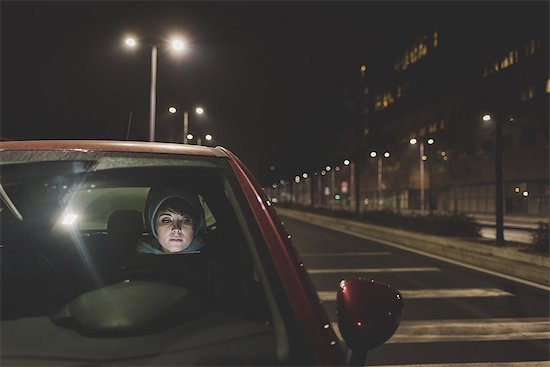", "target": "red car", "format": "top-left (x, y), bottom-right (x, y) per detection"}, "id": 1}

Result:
top-left (0, 140), bottom-right (401, 365)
